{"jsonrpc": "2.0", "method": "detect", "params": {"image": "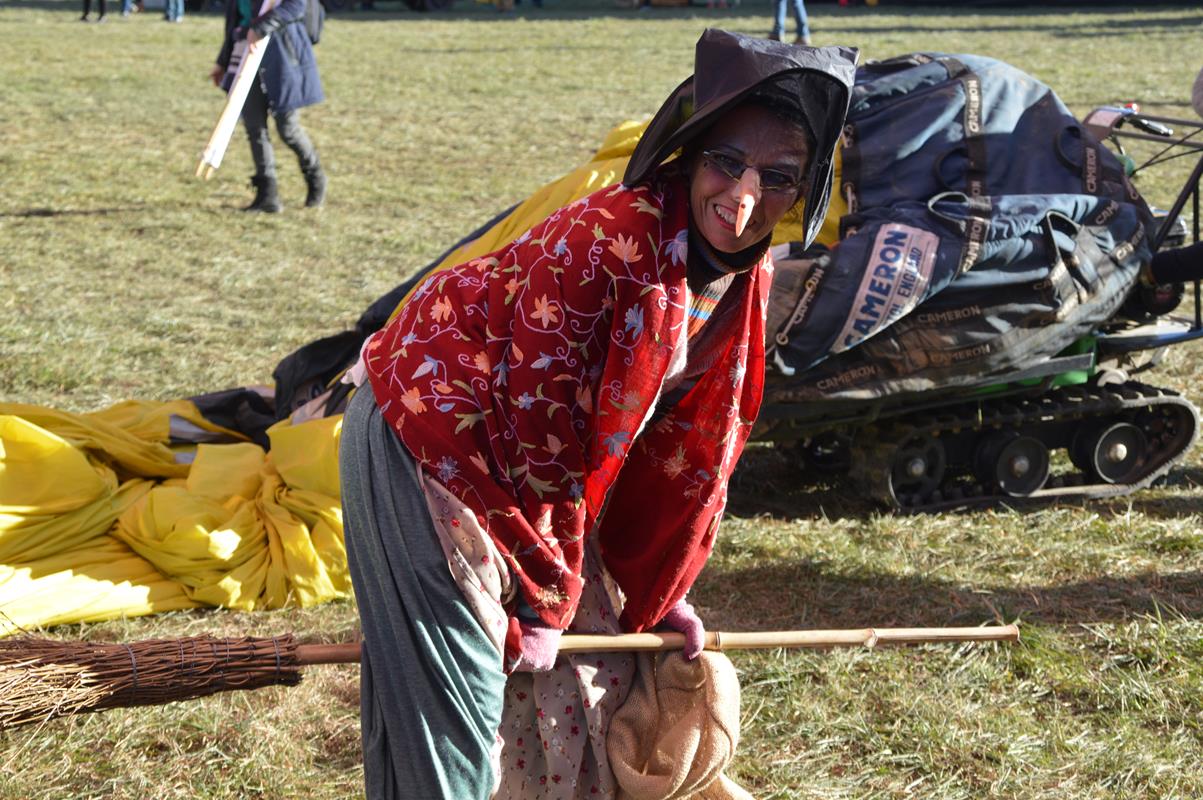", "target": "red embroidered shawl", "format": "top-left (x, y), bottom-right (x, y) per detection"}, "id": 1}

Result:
top-left (364, 169), bottom-right (771, 639)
